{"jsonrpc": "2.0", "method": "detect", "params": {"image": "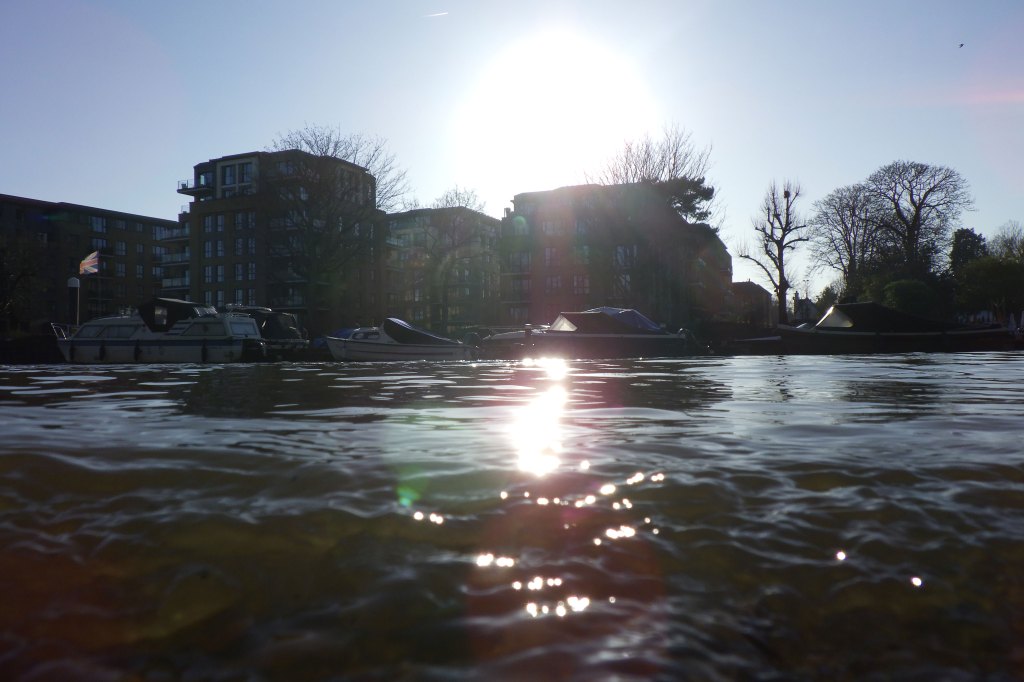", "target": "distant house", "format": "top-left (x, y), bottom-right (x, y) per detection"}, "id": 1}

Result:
top-left (497, 183), bottom-right (732, 333)
top-left (731, 280), bottom-right (774, 330)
